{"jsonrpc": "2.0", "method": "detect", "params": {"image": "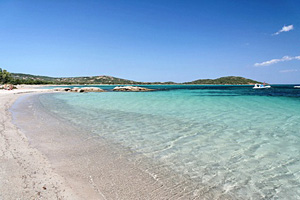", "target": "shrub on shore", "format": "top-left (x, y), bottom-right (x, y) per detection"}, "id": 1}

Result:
top-left (0, 68), bottom-right (13, 84)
